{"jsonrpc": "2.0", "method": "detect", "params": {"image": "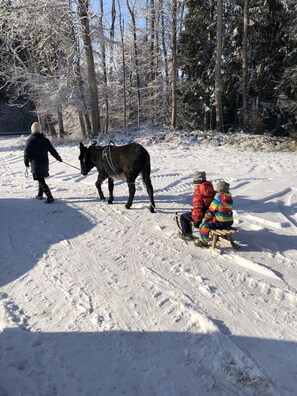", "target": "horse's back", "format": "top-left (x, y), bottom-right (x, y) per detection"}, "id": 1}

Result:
top-left (115, 142), bottom-right (150, 160)
top-left (93, 142), bottom-right (150, 171)
top-left (124, 142), bottom-right (148, 154)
